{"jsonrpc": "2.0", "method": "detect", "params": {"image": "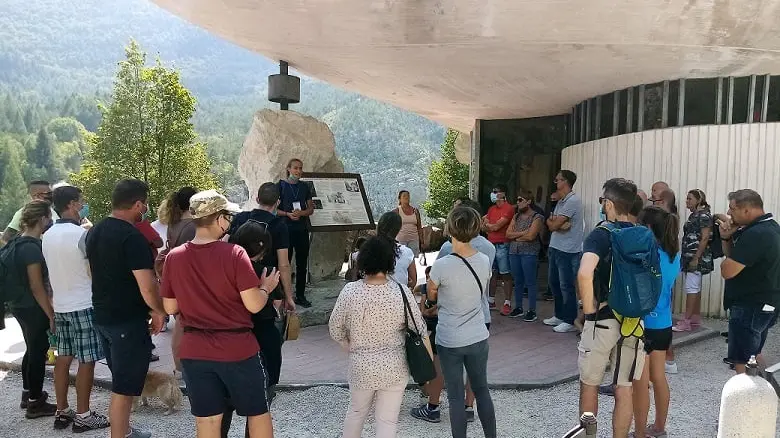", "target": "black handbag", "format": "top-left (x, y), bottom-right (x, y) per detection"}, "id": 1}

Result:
top-left (397, 282), bottom-right (436, 385)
